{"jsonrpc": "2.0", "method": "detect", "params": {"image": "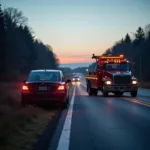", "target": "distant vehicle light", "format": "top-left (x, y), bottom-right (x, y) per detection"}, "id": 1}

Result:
top-left (78, 78), bottom-right (80, 80)
top-left (22, 85), bottom-right (29, 91)
top-left (105, 81), bottom-right (112, 85)
top-left (77, 82), bottom-right (80, 85)
top-left (72, 78), bottom-right (75, 81)
top-left (132, 80), bottom-right (137, 85)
